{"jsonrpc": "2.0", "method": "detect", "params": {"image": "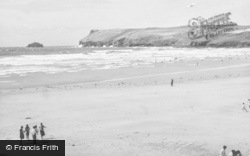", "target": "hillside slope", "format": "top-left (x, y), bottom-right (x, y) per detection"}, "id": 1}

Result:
top-left (79, 26), bottom-right (250, 48)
